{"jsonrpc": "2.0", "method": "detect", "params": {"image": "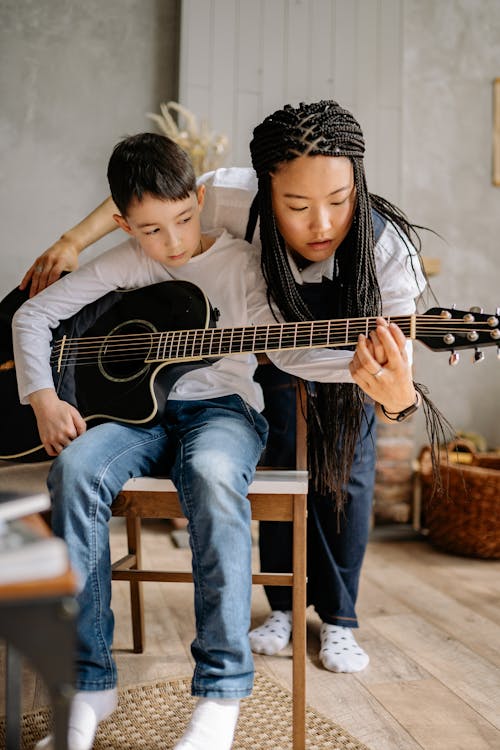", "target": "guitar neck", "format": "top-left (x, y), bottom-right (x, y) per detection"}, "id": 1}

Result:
top-left (144, 315), bottom-right (415, 361)
top-left (50, 306), bottom-right (500, 369)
